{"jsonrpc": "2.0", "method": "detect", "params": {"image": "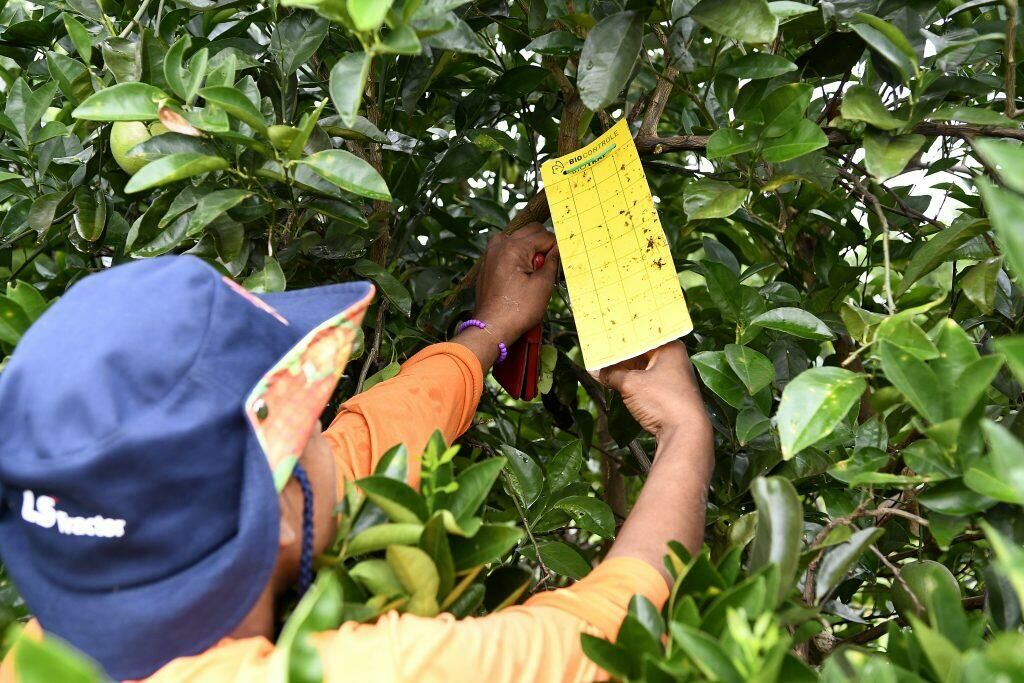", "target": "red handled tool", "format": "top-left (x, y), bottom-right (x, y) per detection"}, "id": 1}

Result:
top-left (493, 252), bottom-right (546, 401)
